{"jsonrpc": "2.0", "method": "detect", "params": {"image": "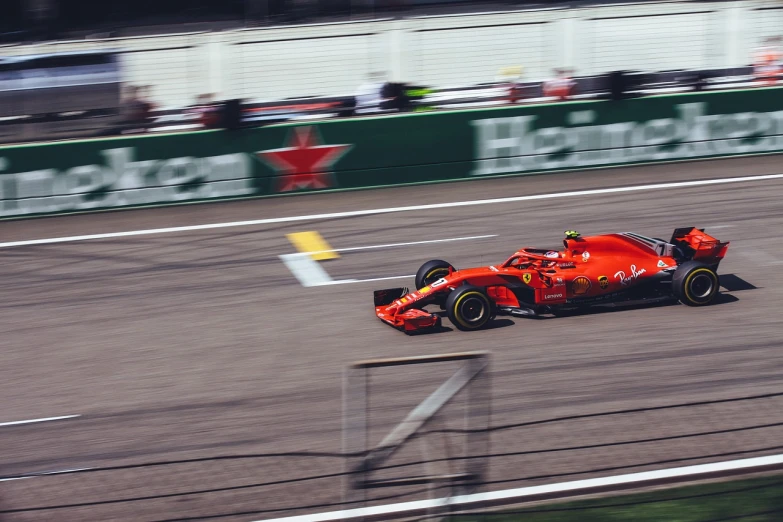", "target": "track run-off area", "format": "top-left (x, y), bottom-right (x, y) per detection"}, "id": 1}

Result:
top-left (1, 155), bottom-right (783, 521)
